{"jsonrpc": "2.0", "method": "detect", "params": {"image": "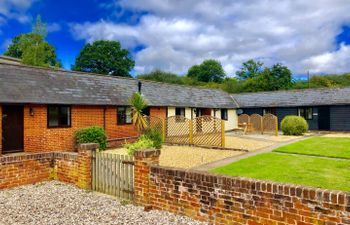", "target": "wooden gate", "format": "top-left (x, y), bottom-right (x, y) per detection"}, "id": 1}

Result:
top-left (165, 115), bottom-right (225, 148)
top-left (92, 152), bottom-right (134, 200)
